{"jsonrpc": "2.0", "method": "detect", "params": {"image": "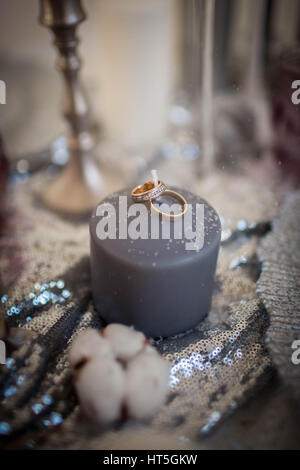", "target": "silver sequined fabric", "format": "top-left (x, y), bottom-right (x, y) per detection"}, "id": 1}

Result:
top-left (0, 165), bottom-right (286, 449)
top-left (257, 192), bottom-right (300, 403)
